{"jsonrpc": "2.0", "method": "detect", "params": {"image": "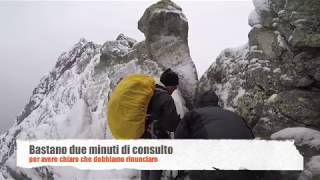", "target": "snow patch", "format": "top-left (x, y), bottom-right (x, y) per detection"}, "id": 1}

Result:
top-left (271, 127), bottom-right (320, 149)
top-left (266, 94), bottom-right (279, 104)
top-left (56, 99), bottom-right (104, 139)
top-left (280, 74), bottom-right (292, 81)
top-left (249, 10), bottom-right (262, 27)
top-left (233, 87), bottom-right (246, 106)
top-left (273, 68), bottom-right (281, 73)
top-left (253, 0), bottom-right (271, 14)
top-left (276, 33), bottom-right (289, 49)
top-left (172, 90), bottom-right (188, 118)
